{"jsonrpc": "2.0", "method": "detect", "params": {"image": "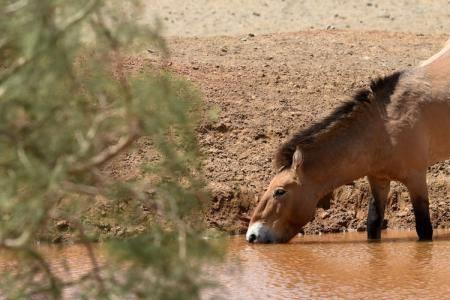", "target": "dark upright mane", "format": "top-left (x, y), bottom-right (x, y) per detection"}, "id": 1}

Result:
top-left (274, 71), bottom-right (403, 170)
